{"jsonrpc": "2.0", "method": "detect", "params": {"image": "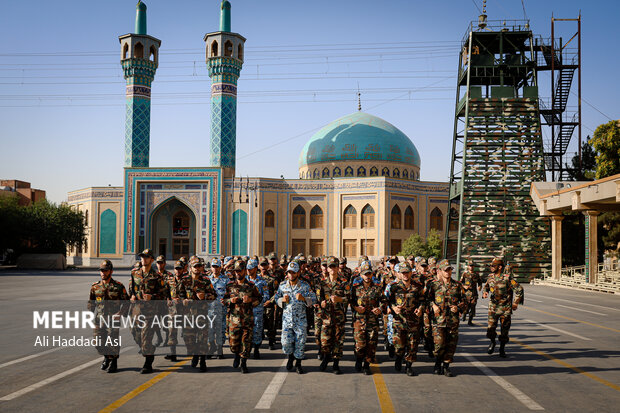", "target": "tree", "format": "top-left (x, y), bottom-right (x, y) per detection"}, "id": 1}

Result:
top-left (590, 120), bottom-right (620, 179)
top-left (424, 229), bottom-right (443, 258)
top-left (565, 137), bottom-right (596, 181)
top-left (399, 229), bottom-right (443, 258)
